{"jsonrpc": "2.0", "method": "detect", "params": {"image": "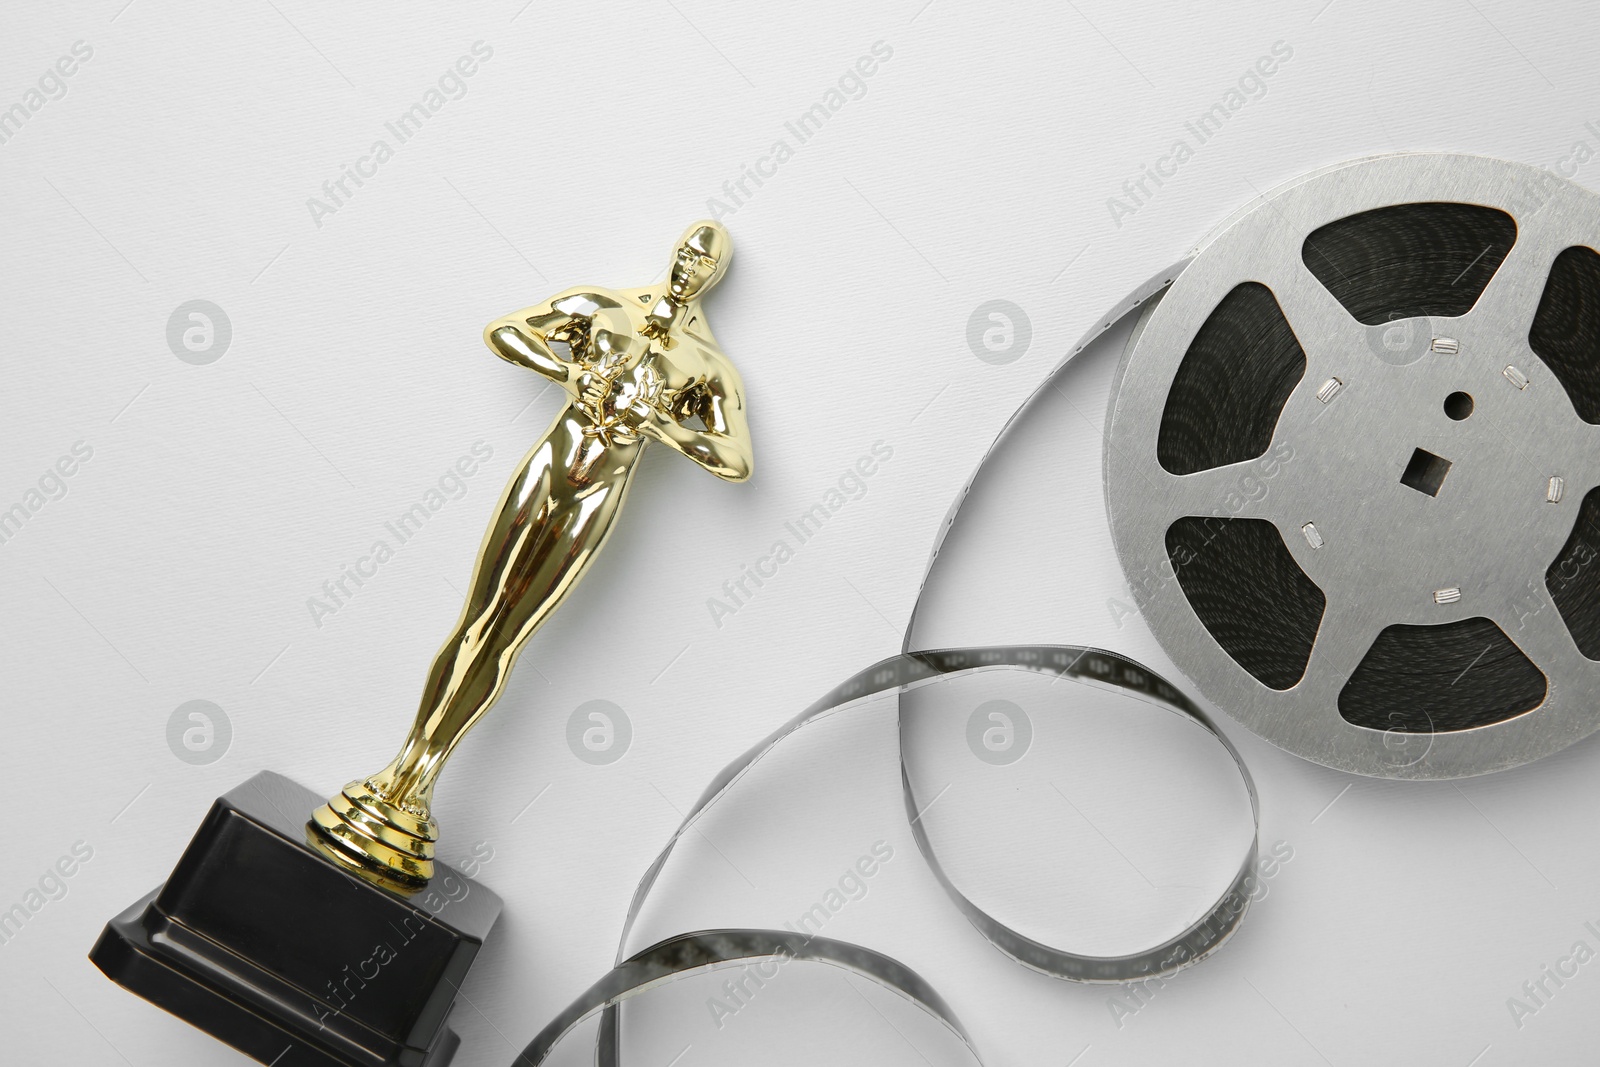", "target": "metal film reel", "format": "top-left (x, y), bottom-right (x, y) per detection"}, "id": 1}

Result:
top-left (1105, 153), bottom-right (1600, 779)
